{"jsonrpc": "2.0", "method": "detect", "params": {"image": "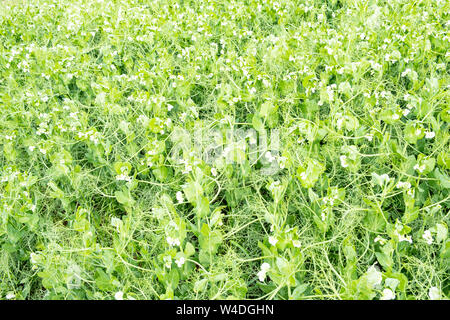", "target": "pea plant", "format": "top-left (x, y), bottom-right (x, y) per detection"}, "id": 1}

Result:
top-left (0, 0), bottom-right (448, 300)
